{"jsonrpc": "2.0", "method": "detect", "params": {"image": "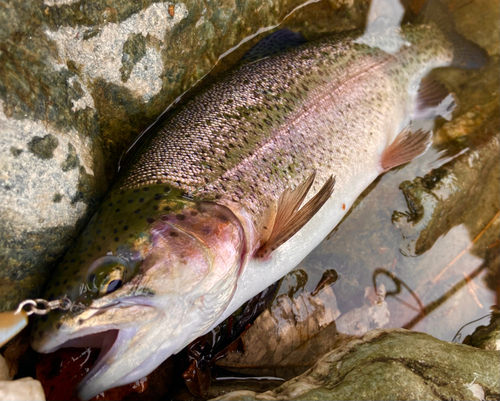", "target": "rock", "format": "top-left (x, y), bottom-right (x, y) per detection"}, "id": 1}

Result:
top-left (393, 97), bottom-right (500, 258)
top-left (464, 316), bottom-right (500, 351)
top-left (211, 329), bottom-right (500, 401)
top-left (0, 0), bottom-right (369, 311)
top-left (0, 355), bottom-right (10, 381)
top-left (0, 377), bottom-right (46, 401)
